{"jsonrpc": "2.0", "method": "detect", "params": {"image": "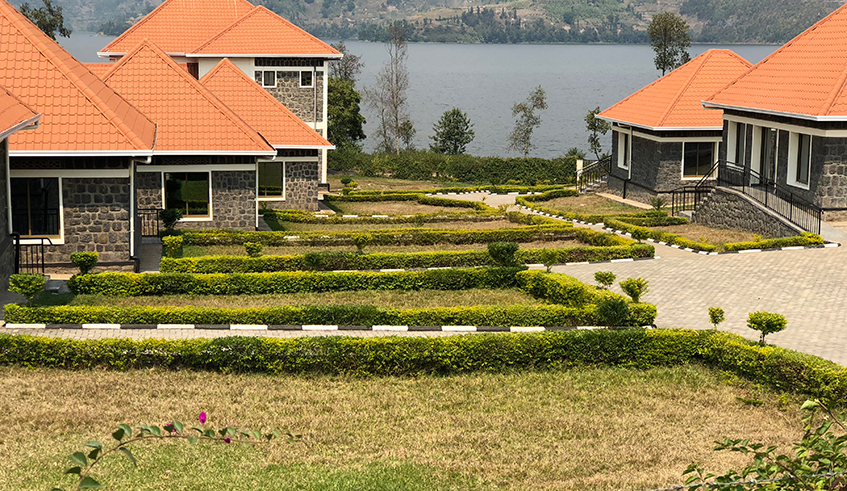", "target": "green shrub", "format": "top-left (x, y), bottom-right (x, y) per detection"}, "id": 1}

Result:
top-left (620, 278), bottom-right (649, 303)
top-left (162, 235), bottom-right (183, 258)
top-left (724, 232), bottom-right (825, 252)
top-left (159, 209), bottom-right (184, 230)
top-left (516, 270), bottom-right (594, 307)
top-left (8, 274), bottom-right (46, 307)
top-left (540, 249), bottom-right (558, 272)
top-left (649, 196), bottom-right (667, 211)
top-left (630, 228), bottom-right (649, 243)
top-left (244, 242), bottom-right (263, 258)
top-left (604, 218), bottom-right (716, 252)
top-left (709, 307), bottom-right (725, 330)
top-left (351, 233), bottom-right (373, 253)
top-left (487, 241), bottom-right (519, 266)
top-left (340, 177), bottom-right (353, 186)
top-left (747, 311), bottom-right (787, 346)
top-left (594, 271), bottom-right (616, 289)
top-left (595, 297), bottom-right (632, 327)
top-left (70, 252), bottom-right (98, 275)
